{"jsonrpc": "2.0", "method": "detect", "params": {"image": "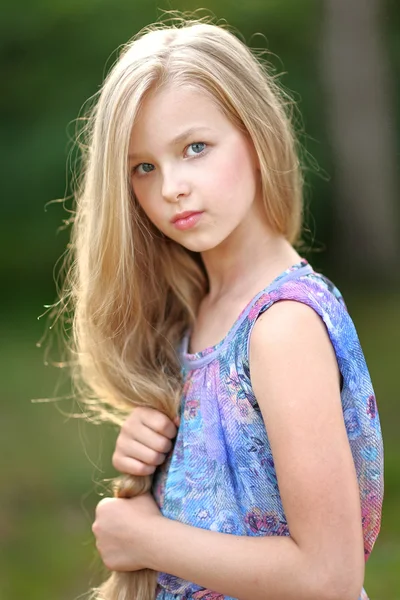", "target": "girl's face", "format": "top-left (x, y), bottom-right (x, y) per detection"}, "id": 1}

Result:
top-left (128, 84), bottom-right (262, 252)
